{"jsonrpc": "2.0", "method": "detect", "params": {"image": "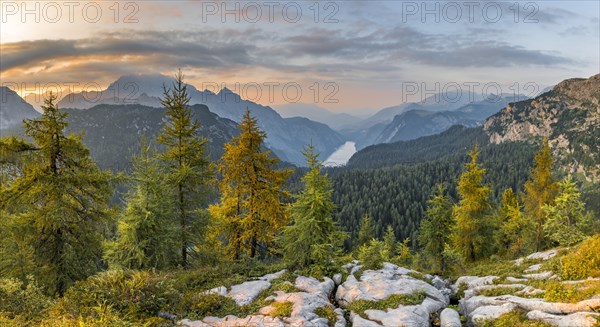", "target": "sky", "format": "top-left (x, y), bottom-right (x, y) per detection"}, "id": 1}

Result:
top-left (1, 0), bottom-right (599, 112)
